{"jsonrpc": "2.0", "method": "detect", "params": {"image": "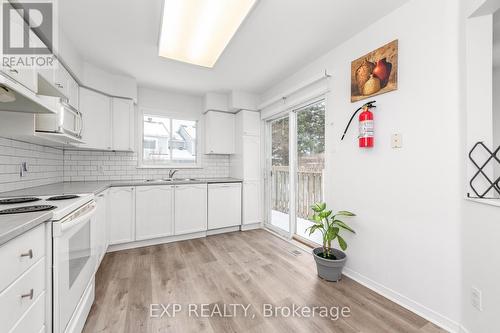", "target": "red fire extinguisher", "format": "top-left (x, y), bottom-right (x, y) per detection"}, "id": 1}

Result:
top-left (358, 104), bottom-right (375, 148)
top-left (341, 101), bottom-right (376, 148)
